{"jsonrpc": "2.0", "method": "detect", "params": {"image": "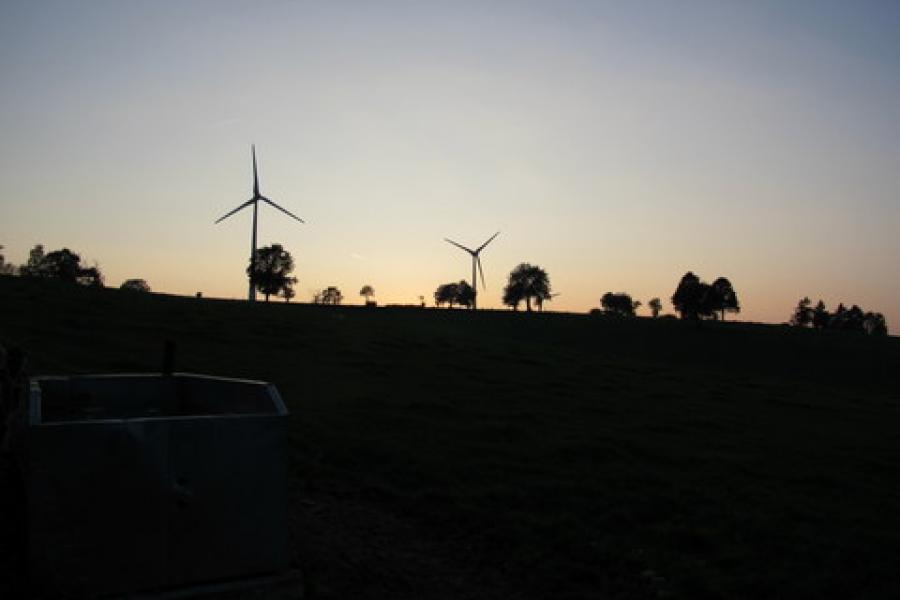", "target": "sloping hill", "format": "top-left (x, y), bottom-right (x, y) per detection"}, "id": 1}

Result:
top-left (2, 275), bottom-right (899, 599)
